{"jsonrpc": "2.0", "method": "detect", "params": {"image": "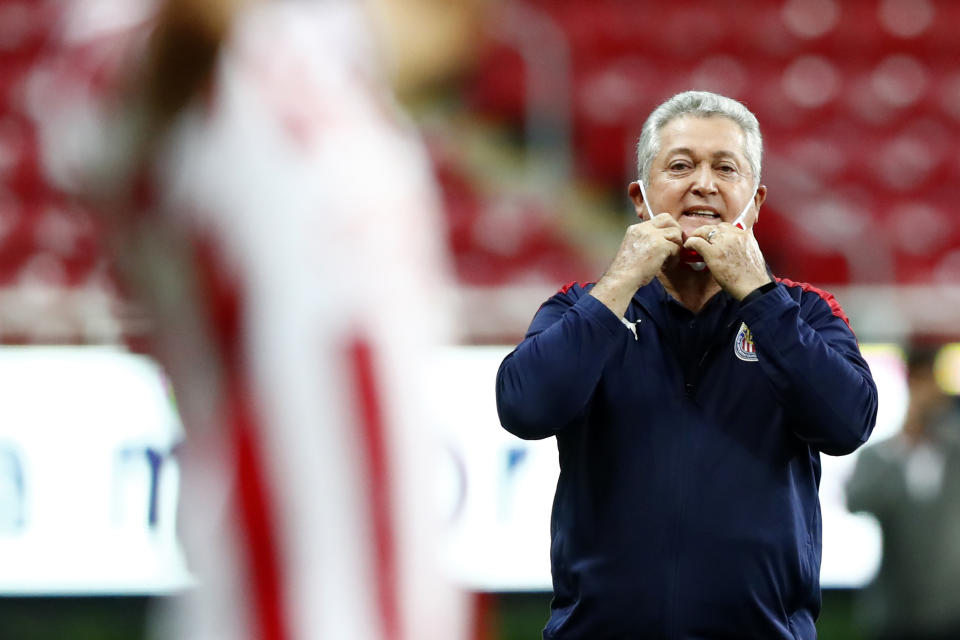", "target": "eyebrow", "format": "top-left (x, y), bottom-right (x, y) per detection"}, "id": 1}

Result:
top-left (665, 147), bottom-right (743, 162)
